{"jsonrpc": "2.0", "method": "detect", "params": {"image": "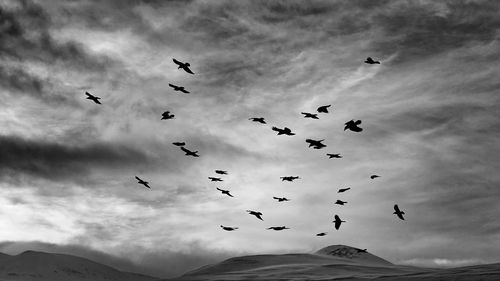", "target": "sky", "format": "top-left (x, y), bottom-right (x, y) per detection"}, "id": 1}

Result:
top-left (0, 0), bottom-right (499, 278)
